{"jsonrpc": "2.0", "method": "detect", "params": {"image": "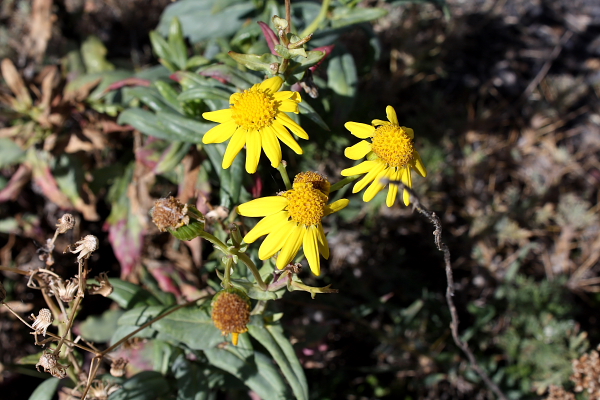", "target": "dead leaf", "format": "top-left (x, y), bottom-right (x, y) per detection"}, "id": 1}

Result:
top-left (25, 0), bottom-right (56, 62)
top-left (1, 59), bottom-right (31, 109)
top-left (0, 164), bottom-right (32, 202)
